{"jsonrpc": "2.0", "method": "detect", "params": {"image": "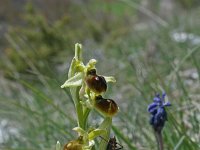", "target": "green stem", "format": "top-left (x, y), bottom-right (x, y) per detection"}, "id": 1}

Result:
top-left (68, 43), bottom-right (85, 128)
top-left (99, 117), bottom-right (112, 150)
top-left (83, 108), bottom-right (91, 129)
top-left (70, 86), bottom-right (84, 128)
